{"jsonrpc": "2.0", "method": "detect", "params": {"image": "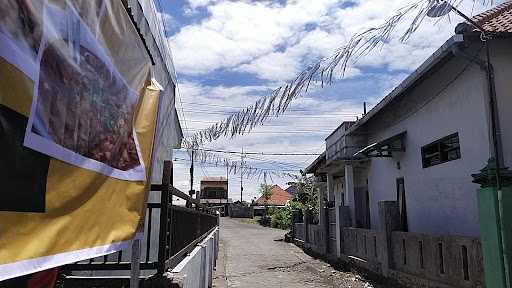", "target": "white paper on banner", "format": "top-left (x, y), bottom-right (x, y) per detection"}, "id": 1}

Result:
top-left (23, 2), bottom-right (146, 181)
